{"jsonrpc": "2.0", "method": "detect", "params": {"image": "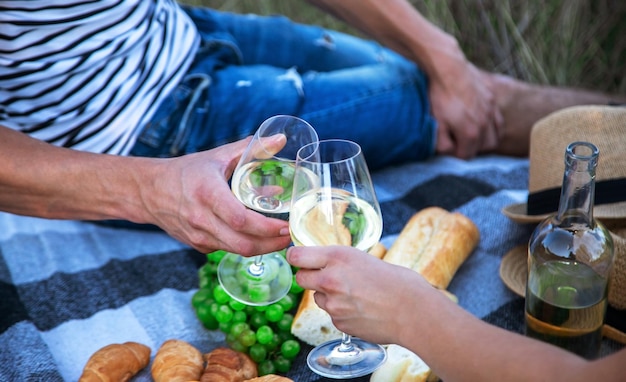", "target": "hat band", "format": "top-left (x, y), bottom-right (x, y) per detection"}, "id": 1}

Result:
top-left (527, 178), bottom-right (626, 215)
